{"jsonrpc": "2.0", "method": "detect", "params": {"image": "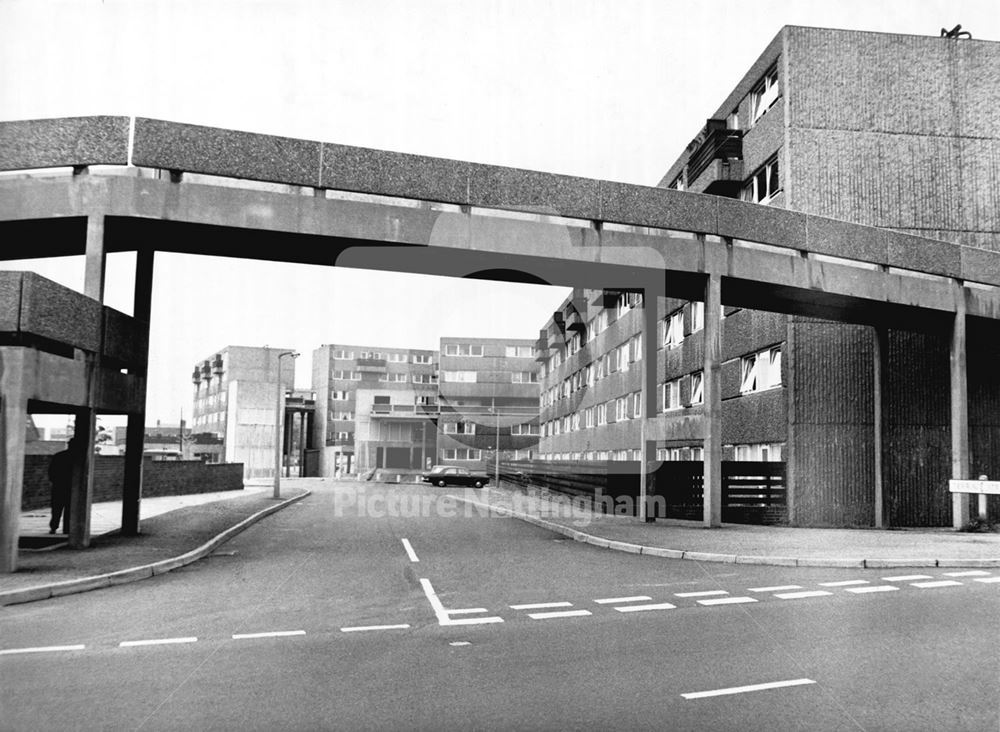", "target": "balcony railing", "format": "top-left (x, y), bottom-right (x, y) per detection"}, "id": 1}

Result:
top-left (687, 119), bottom-right (743, 188)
